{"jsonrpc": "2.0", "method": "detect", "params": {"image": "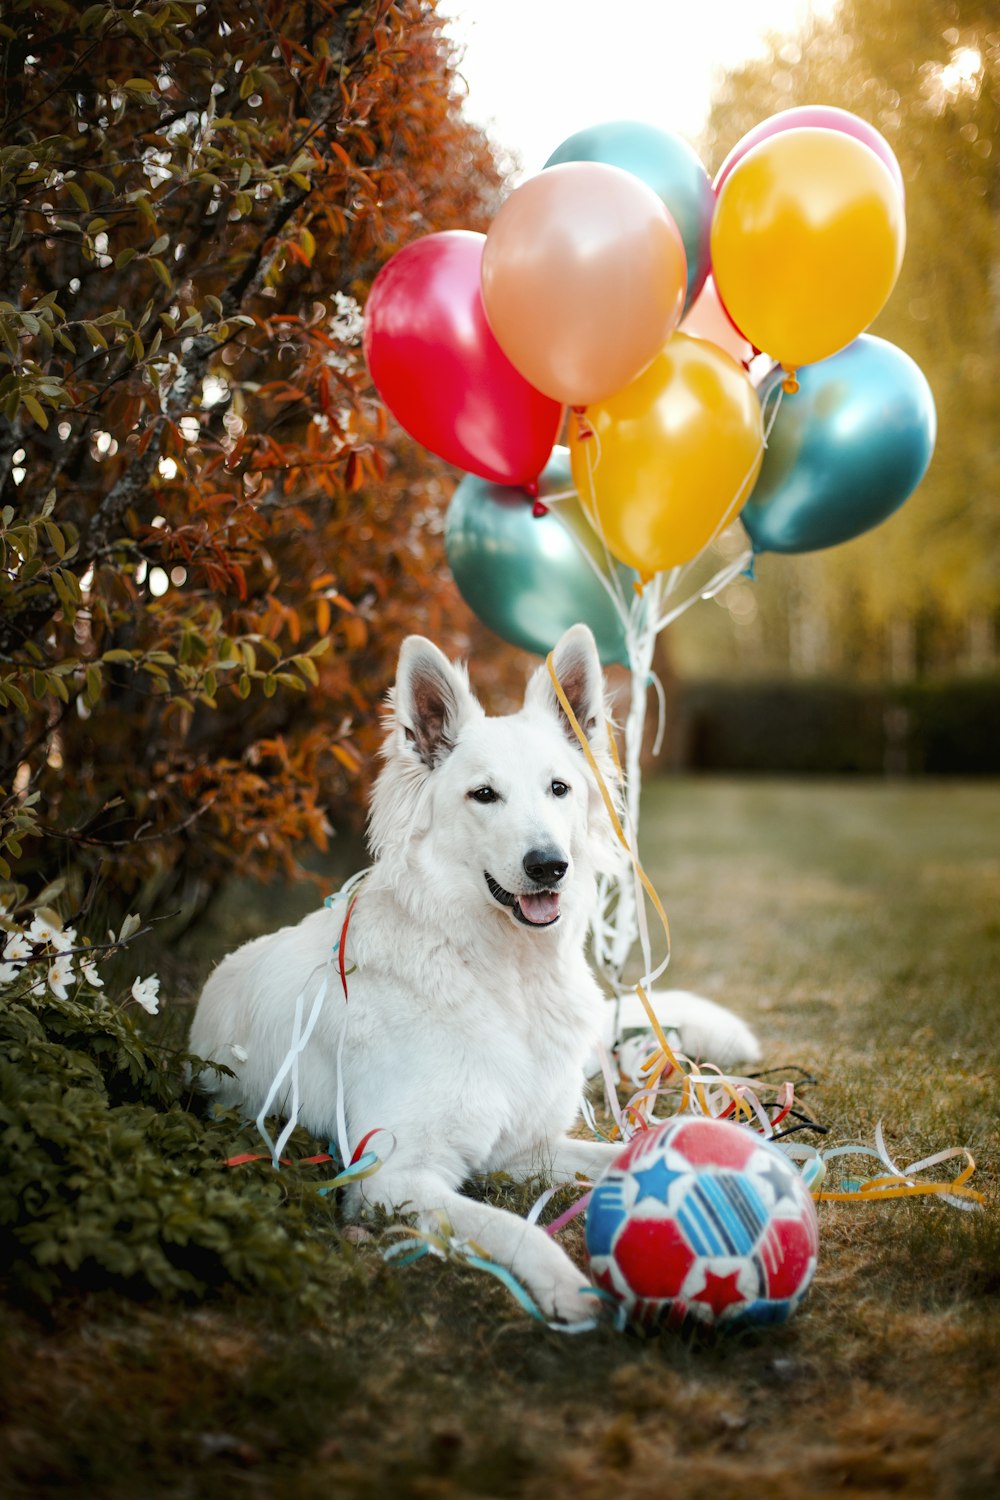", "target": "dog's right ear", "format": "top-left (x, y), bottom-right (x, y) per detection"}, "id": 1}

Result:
top-left (393, 636), bottom-right (475, 769)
